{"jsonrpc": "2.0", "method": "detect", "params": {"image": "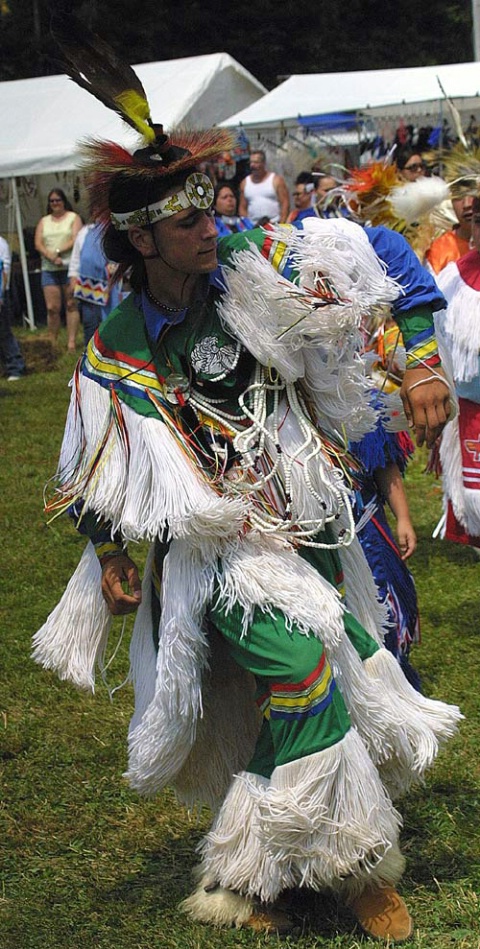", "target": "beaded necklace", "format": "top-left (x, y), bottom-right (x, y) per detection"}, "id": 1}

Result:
top-left (145, 283), bottom-right (185, 313)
